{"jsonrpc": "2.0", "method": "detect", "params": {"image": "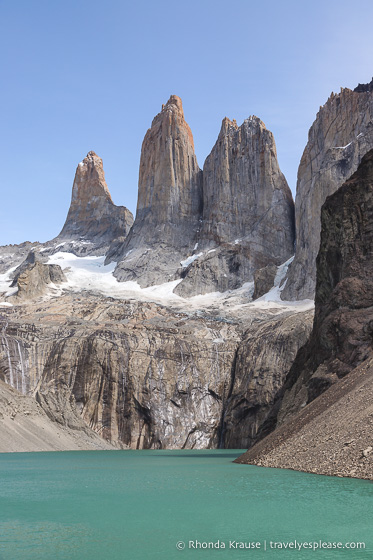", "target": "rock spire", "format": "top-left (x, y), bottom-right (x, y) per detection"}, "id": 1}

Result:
top-left (175, 116), bottom-right (295, 296)
top-left (58, 151), bottom-right (133, 245)
top-left (112, 95), bottom-right (203, 286)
